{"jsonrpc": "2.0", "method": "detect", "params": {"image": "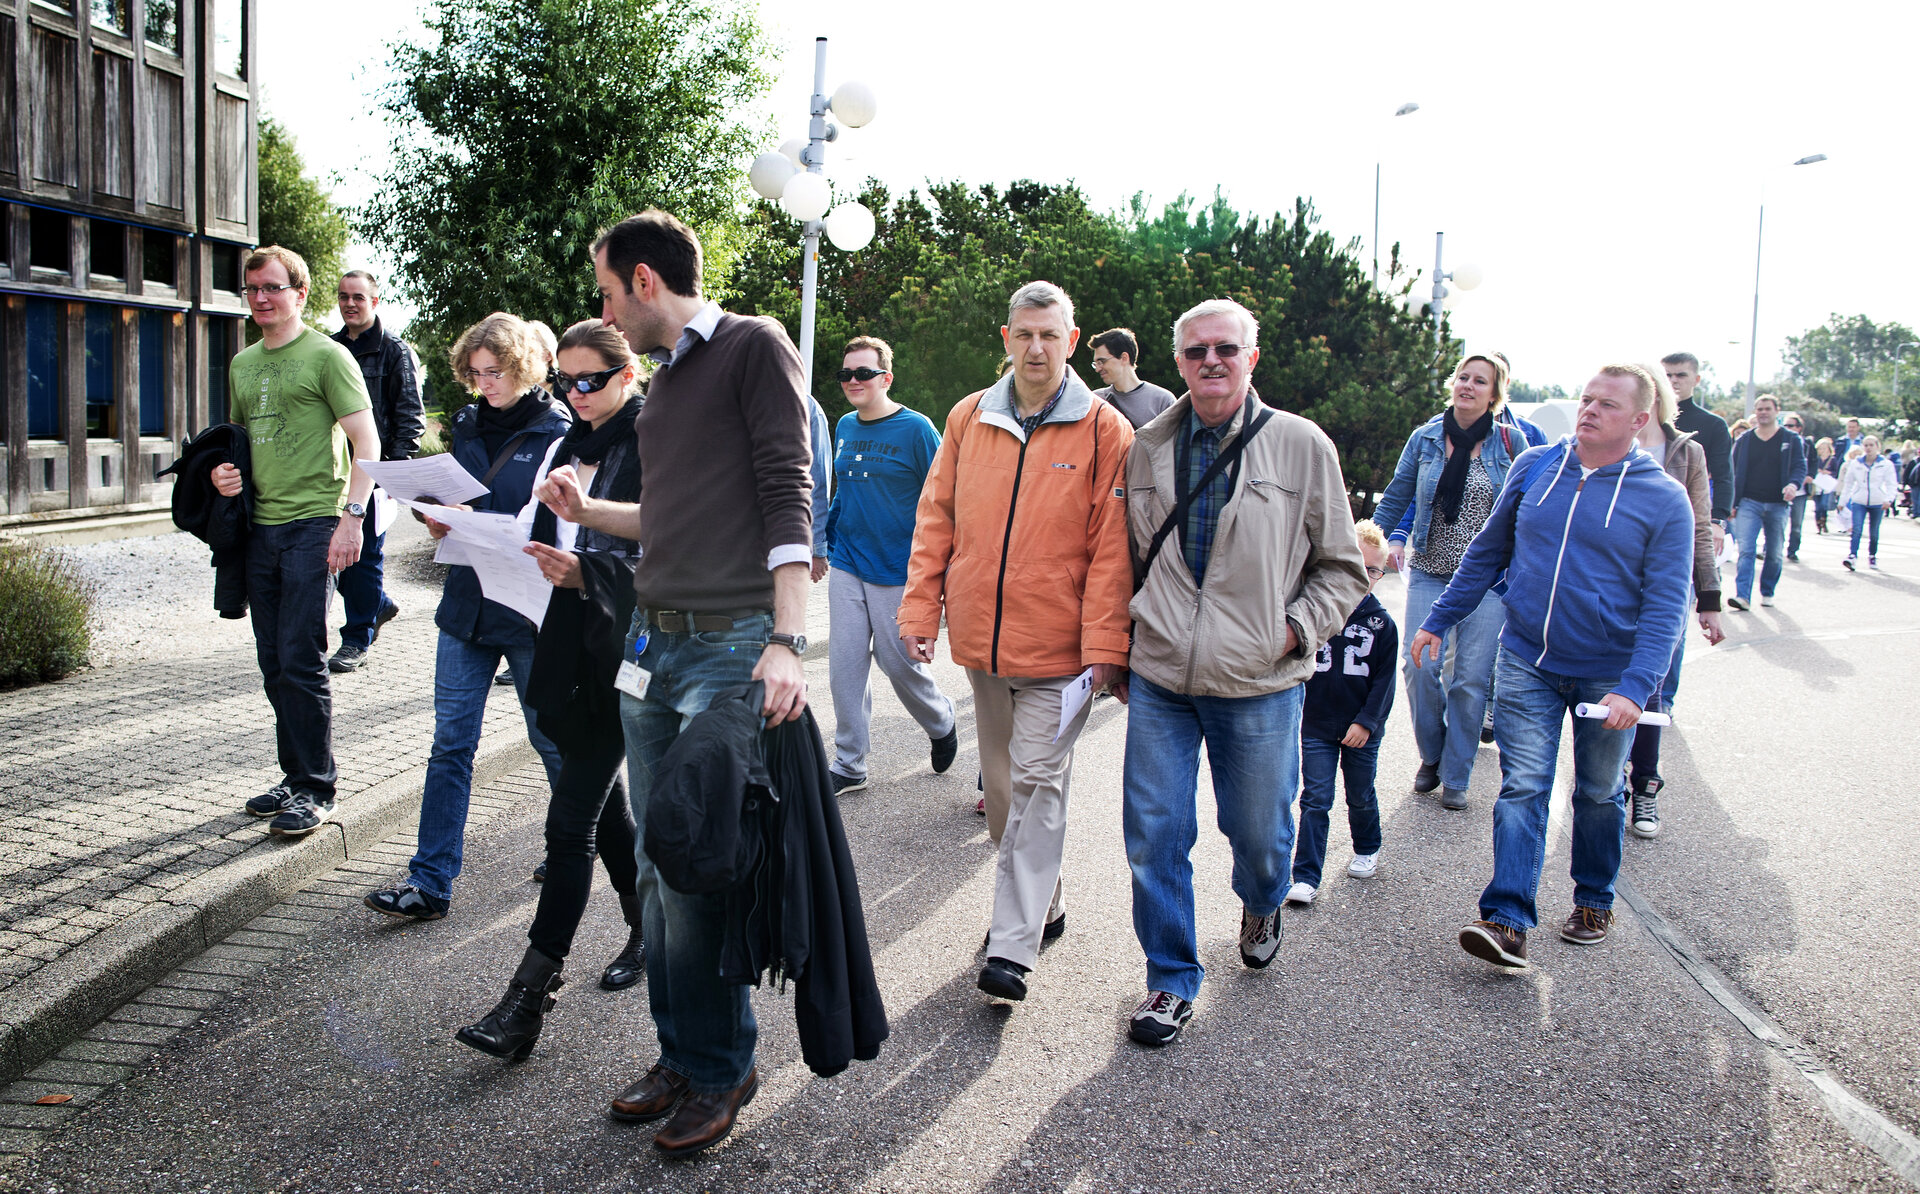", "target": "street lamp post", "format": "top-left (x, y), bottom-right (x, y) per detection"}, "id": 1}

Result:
top-left (1744, 153), bottom-right (1828, 415)
top-left (746, 37), bottom-right (878, 394)
top-left (1373, 102), bottom-right (1419, 289)
top-left (1894, 341), bottom-right (1918, 412)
